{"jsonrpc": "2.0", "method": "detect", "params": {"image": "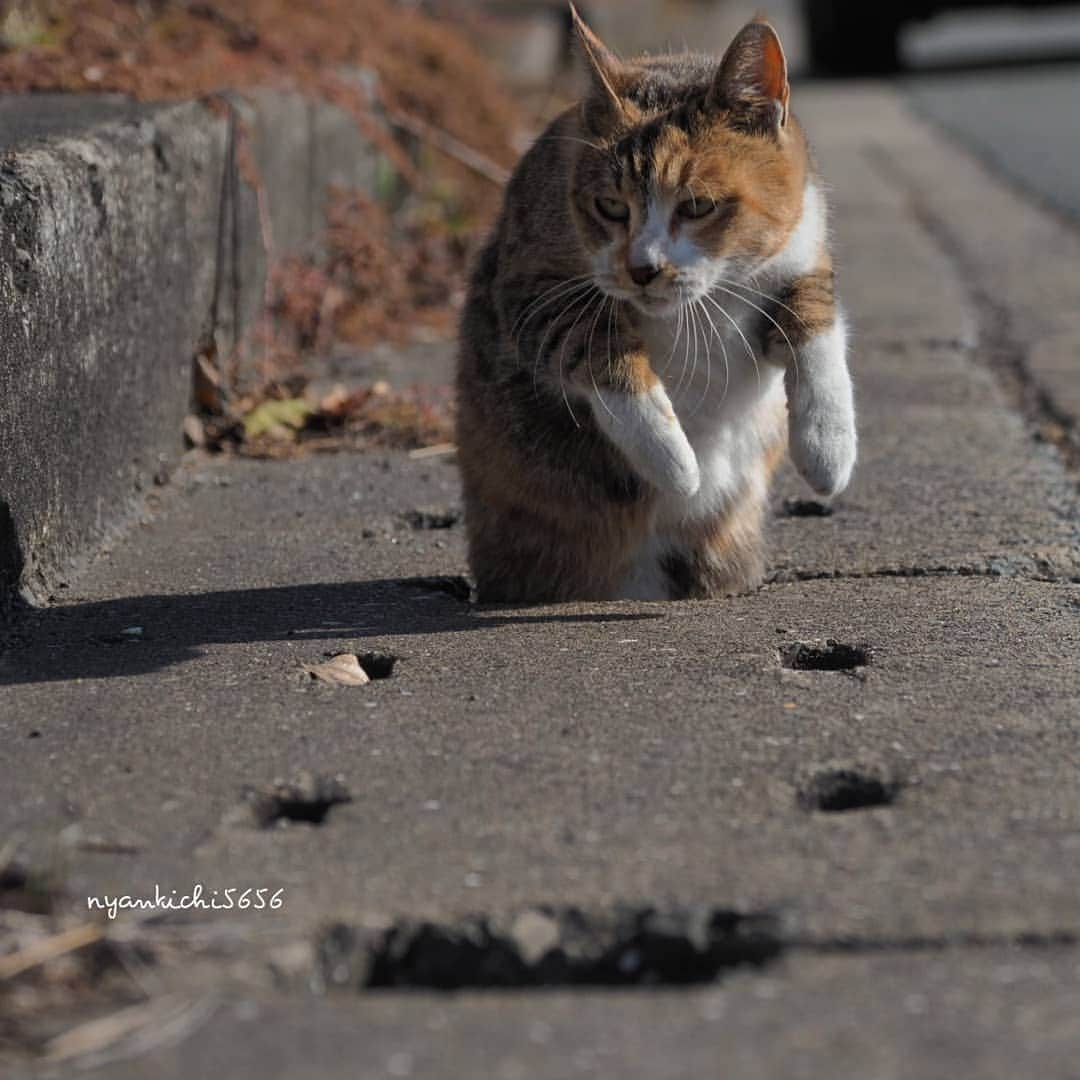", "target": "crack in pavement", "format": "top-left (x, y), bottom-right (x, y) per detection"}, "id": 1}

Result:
top-left (766, 560), bottom-right (1080, 586)
top-left (304, 909), bottom-right (1079, 994)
